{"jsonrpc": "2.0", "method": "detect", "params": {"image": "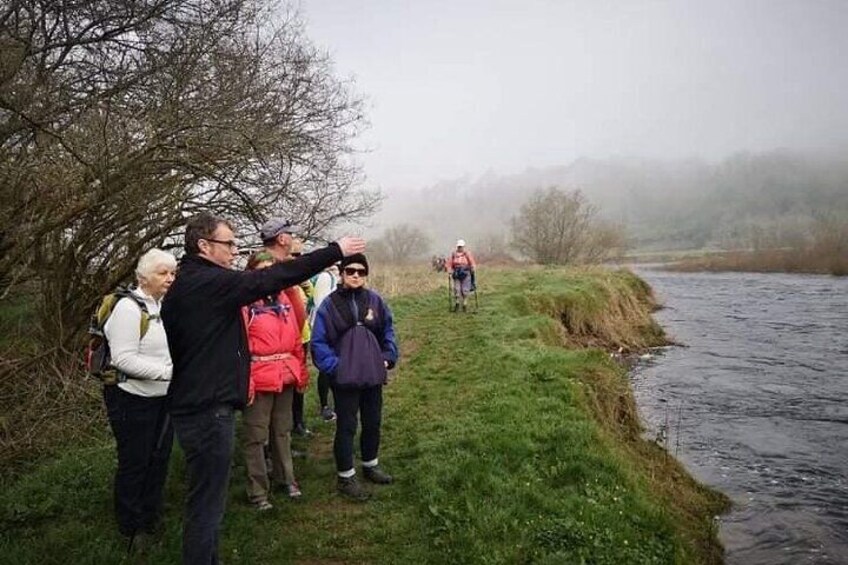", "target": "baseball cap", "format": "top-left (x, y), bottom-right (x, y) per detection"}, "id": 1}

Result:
top-left (260, 218), bottom-right (300, 241)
